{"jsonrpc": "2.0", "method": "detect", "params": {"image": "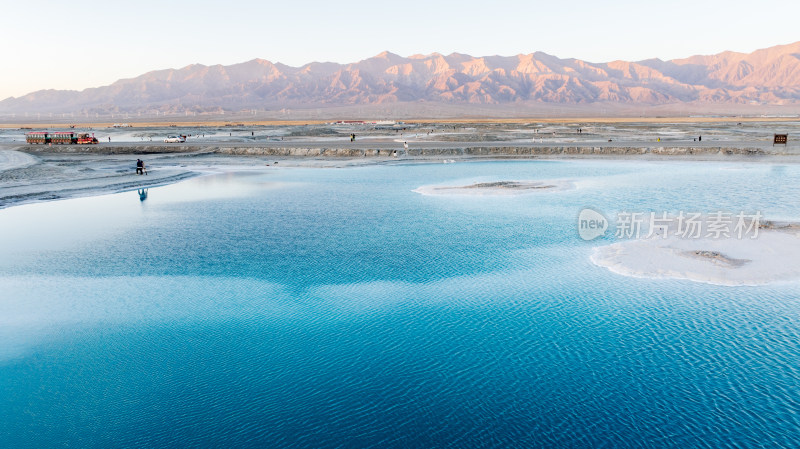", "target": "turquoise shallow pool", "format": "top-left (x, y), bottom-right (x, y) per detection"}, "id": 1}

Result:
top-left (2, 160), bottom-right (799, 448)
